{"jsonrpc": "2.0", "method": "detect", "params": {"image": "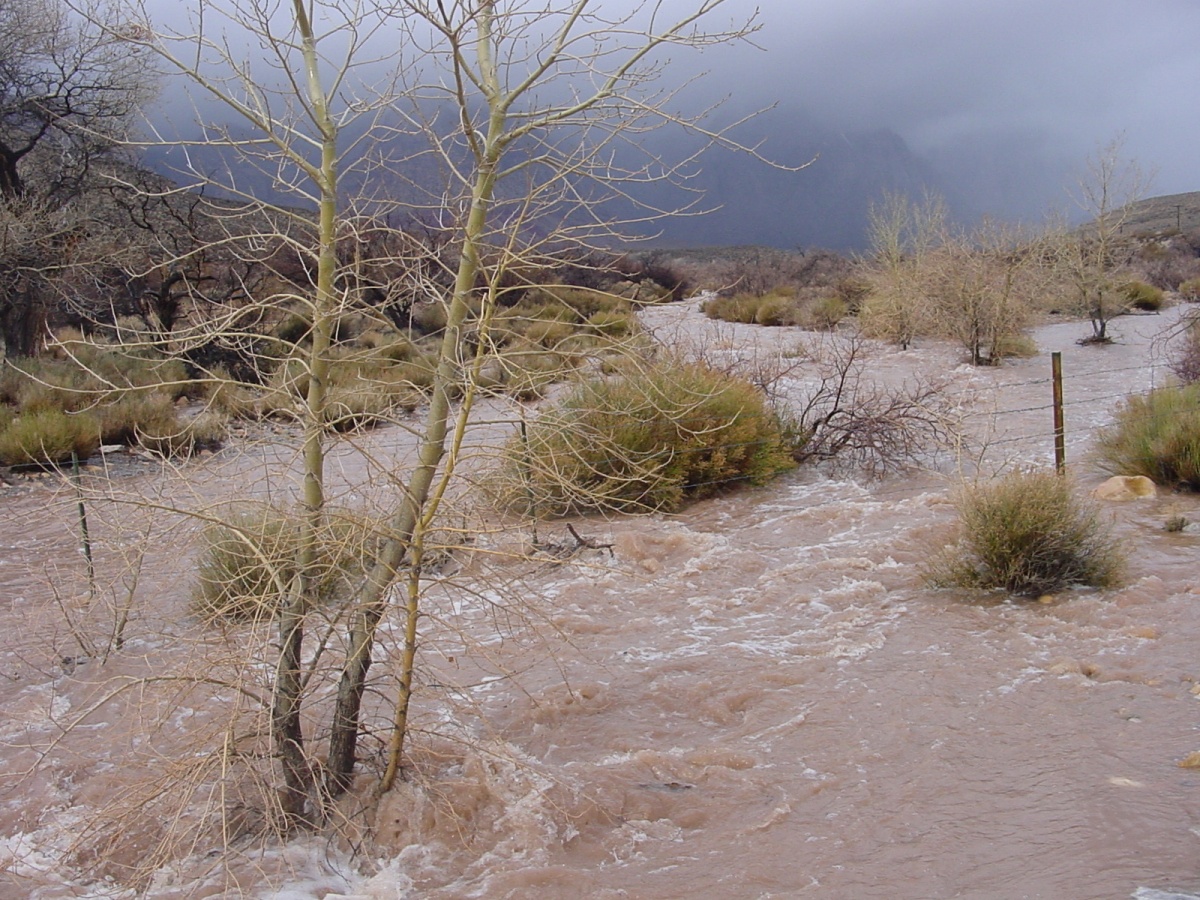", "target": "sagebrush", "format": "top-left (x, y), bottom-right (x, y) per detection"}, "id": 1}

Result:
top-left (500, 359), bottom-right (795, 514)
top-left (928, 470), bottom-right (1123, 597)
top-left (1094, 385), bottom-right (1200, 489)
